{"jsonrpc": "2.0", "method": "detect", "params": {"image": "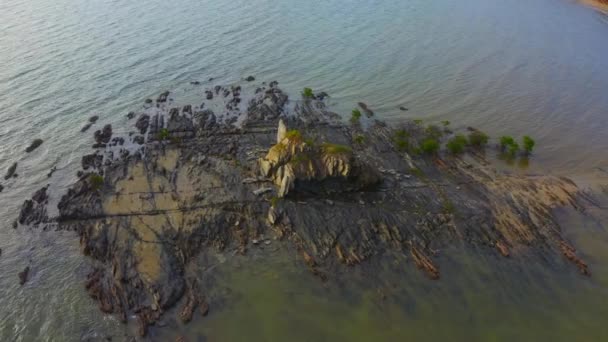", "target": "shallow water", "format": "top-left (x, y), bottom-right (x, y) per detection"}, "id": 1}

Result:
top-left (1, 0), bottom-right (608, 340)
